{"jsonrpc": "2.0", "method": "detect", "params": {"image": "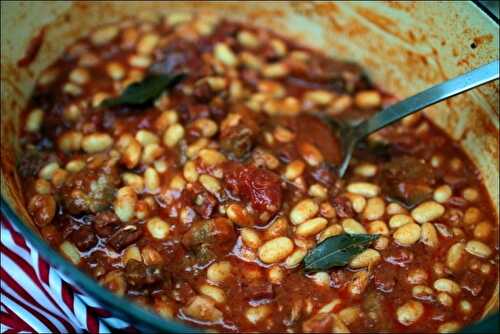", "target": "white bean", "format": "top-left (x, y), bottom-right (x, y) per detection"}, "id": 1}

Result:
top-left (355, 90), bottom-right (381, 109)
top-left (363, 197), bottom-right (385, 220)
top-left (39, 162), bottom-right (60, 180)
top-left (434, 278), bottom-right (461, 295)
top-left (462, 188), bottom-right (479, 202)
top-left (473, 222), bottom-right (492, 240)
top-left (295, 217), bottom-right (327, 237)
top-left (346, 182), bottom-right (380, 198)
top-left (345, 193), bottom-right (366, 213)
top-left (240, 228), bottom-right (262, 249)
top-left (389, 214), bottom-right (414, 228)
top-left (367, 220), bottom-right (389, 236)
top-left (285, 160), bottom-right (305, 180)
top-left (411, 201), bottom-right (445, 223)
top-left (245, 305), bottom-right (271, 325)
top-left (114, 186), bottom-right (137, 222)
top-left (290, 199), bottom-right (319, 225)
top-left (237, 30), bottom-right (260, 49)
top-left (396, 300), bottom-right (424, 326)
top-left (82, 133), bottom-right (113, 153)
top-left (354, 163), bottom-right (377, 177)
top-left (135, 129), bottom-right (159, 146)
top-left (465, 240), bottom-right (492, 258)
top-left (25, 109), bottom-right (44, 132)
top-left (285, 248), bottom-right (307, 268)
top-left (298, 143), bottom-right (324, 167)
top-left (349, 249), bottom-right (381, 268)
top-left (214, 42), bottom-right (237, 66)
top-left (393, 223), bottom-right (421, 246)
top-left (91, 25), bottom-right (118, 45)
top-left (58, 131), bottom-right (83, 153)
top-left (433, 185), bottom-right (452, 203)
top-left (199, 283), bottom-right (225, 304)
top-left (144, 168), bottom-right (160, 193)
top-left (257, 237), bottom-right (294, 264)
top-left (146, 217), bottom-right (170, 239)
top-left (207, 261), bottom-right (232, 284)
top-left (342, 218), bottom-right (367, 234)
top-left (60, 241), bottom-right (81, 265)
top-left (438, 322), bottom-right (461, 333)
top-left (163, 123), bottom-right (185, 147)
top-left (198, 149), bottom-right (226, 166)
top-left (420, 222), bottom-right (439, 248)
top-left (199, 174), bottom-right (221, 195)
top-left (182, 295), bottom-right (222, 322)
top-left (446, 242), bottom-right (465, 271)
